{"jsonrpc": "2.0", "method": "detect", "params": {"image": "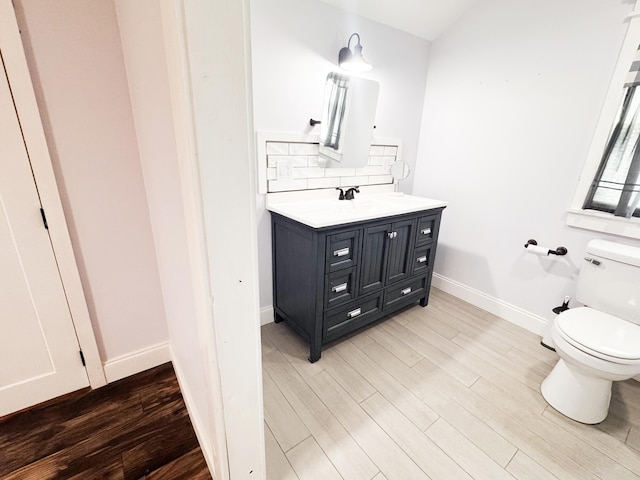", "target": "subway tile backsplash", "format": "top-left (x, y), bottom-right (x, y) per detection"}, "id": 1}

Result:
top-left (264, 141), bottom-right (397, 193)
